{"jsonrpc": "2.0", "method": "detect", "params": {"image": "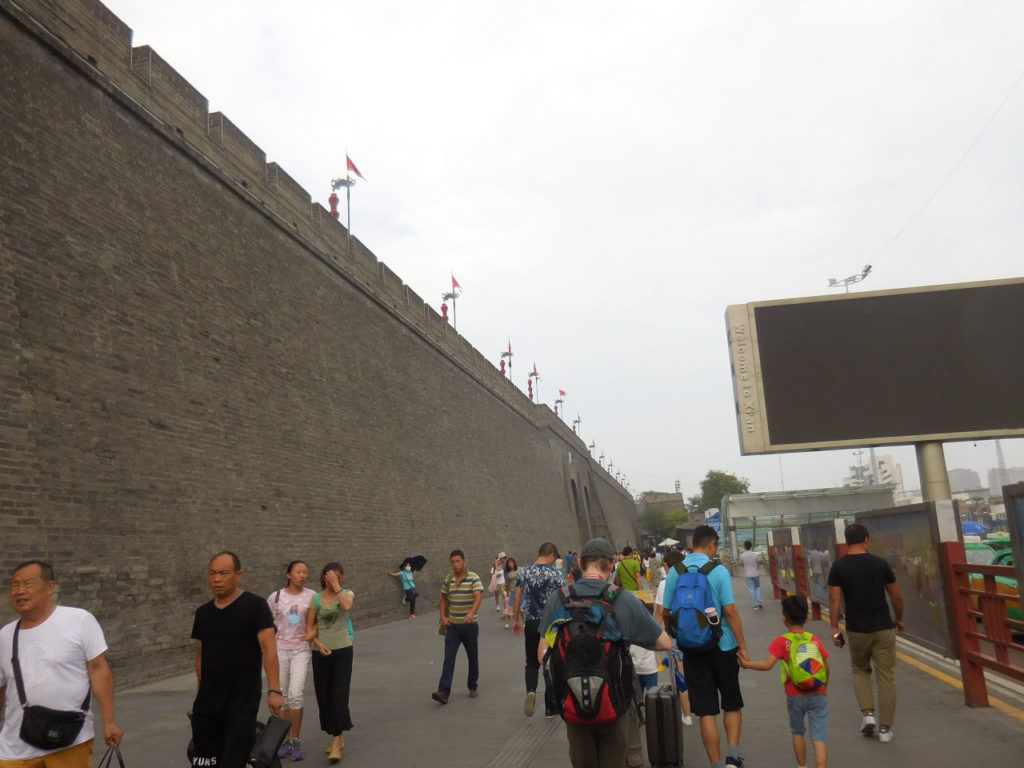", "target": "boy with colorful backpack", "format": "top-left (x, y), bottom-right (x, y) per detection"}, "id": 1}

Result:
top-left (740, 595), bottom-right (830, 768)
